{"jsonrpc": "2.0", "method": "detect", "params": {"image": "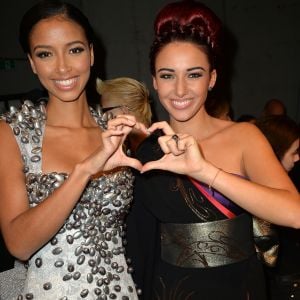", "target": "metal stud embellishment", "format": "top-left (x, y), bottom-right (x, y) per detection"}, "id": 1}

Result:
top-left (7, 102), bottom-right (139, 298)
